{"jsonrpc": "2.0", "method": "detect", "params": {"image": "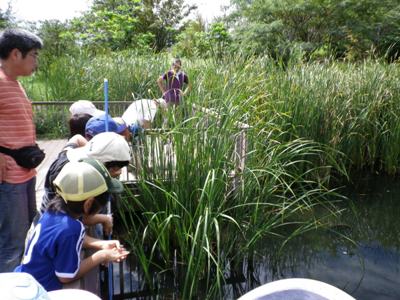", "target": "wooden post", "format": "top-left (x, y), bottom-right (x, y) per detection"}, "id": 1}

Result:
top-left (232, 125), bottom-right (249, 193)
